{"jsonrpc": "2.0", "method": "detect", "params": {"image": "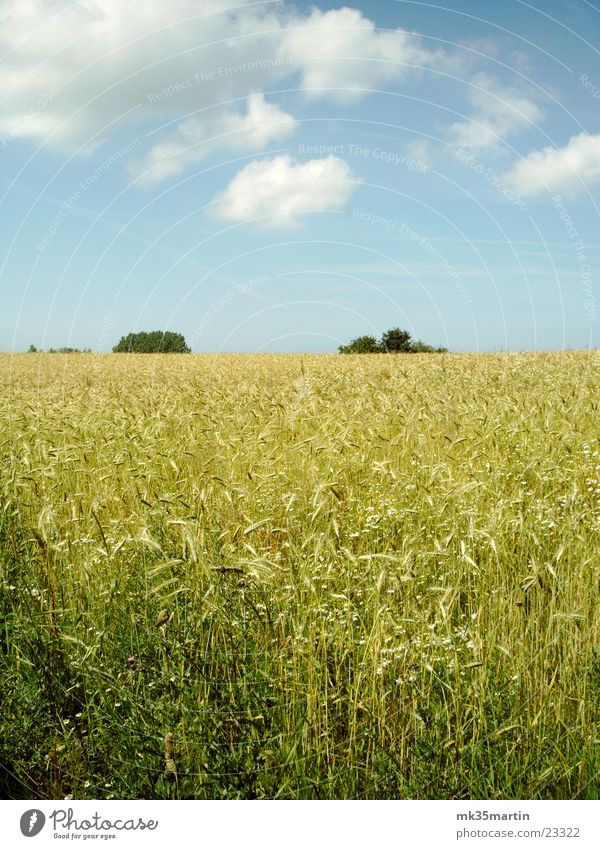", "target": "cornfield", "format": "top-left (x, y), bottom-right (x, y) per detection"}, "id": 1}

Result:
top-left (0, 351), bottom-right (598, 799)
